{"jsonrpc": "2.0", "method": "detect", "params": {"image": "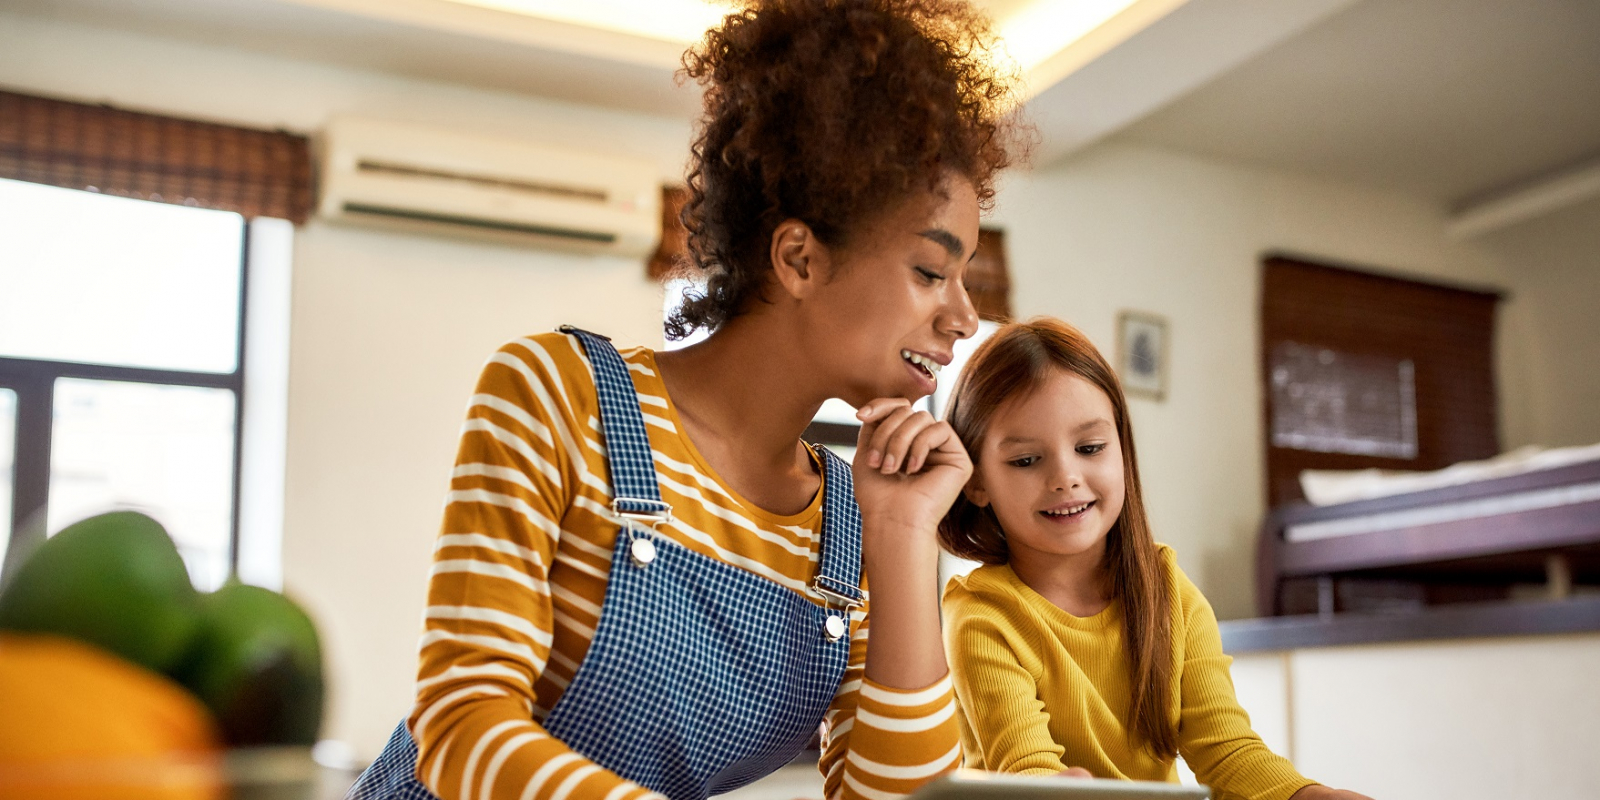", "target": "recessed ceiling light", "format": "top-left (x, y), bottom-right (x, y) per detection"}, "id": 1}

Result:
top-left (439, 0), bottom-right (1163, 87)
top-left (999, 0), bottom-right (1143, 70)
top-left (440, 0), bottom-right (738, 44)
